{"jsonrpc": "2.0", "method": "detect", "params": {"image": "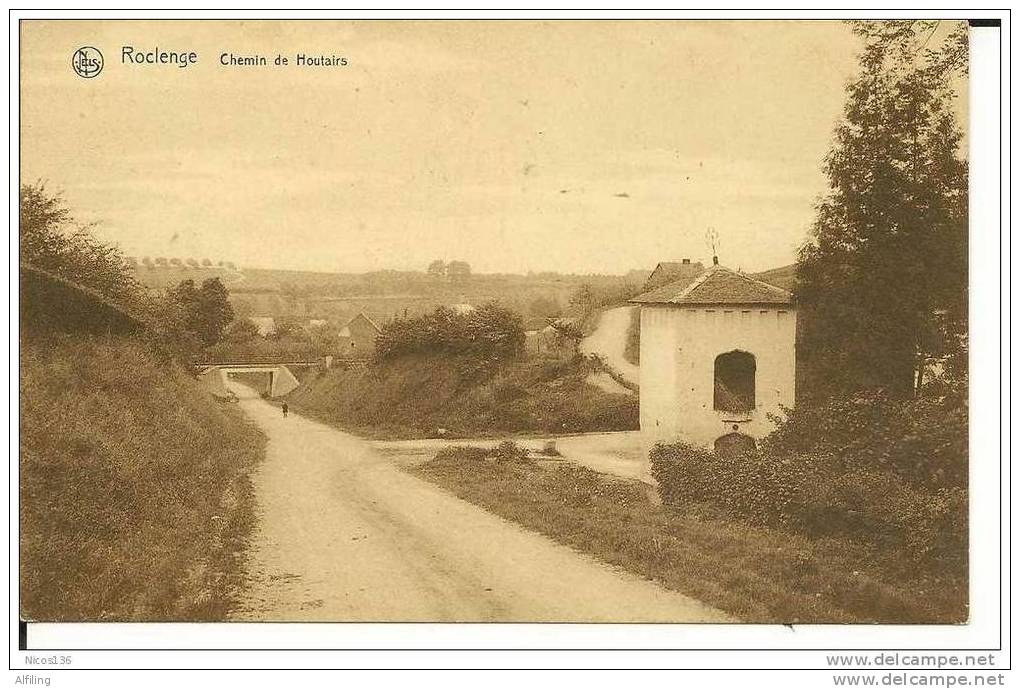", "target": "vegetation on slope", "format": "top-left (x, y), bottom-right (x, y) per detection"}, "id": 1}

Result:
top-left (20, 335), bottom-right (266, 621)
top-left (19, 185), bottom-right (267, 621)
top-left (287, 353), bottom-right (638, 439)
